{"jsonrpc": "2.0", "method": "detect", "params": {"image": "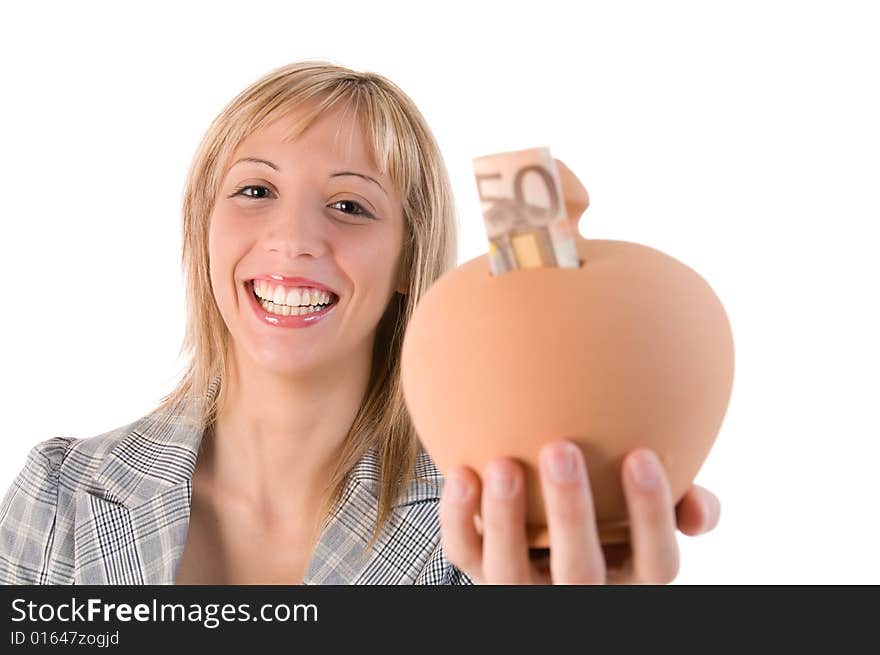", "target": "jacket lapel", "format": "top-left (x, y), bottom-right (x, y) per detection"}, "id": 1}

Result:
top-left (74, 376), bottom-right (446, 585)
top-left (301, 447), bottom-right (445, 584)
top-left (73, 379), bottom-right (213, 585)
top-left (73, 480), bottom-right (193, 584)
